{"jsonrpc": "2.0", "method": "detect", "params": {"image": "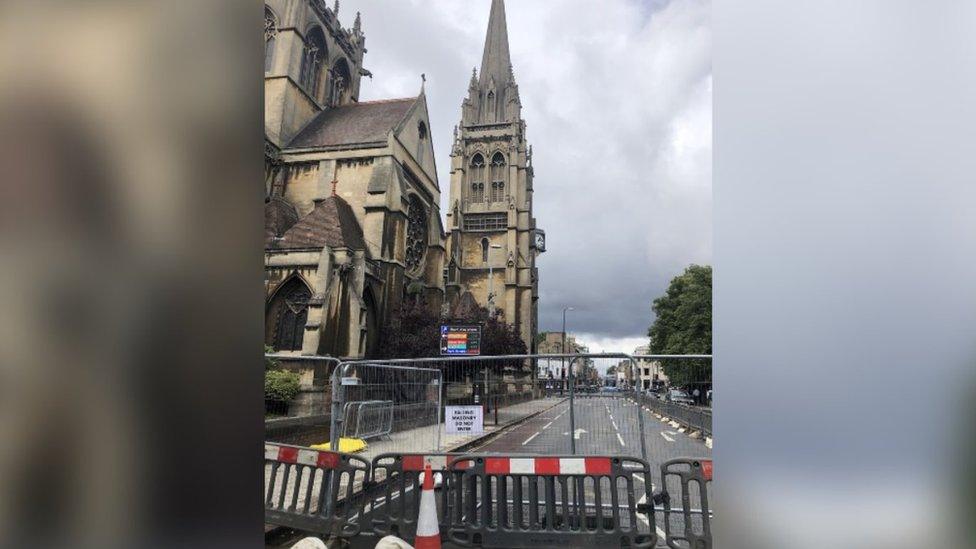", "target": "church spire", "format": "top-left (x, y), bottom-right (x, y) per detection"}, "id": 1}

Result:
top-left (479, 0), bottom-right (513, 90)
